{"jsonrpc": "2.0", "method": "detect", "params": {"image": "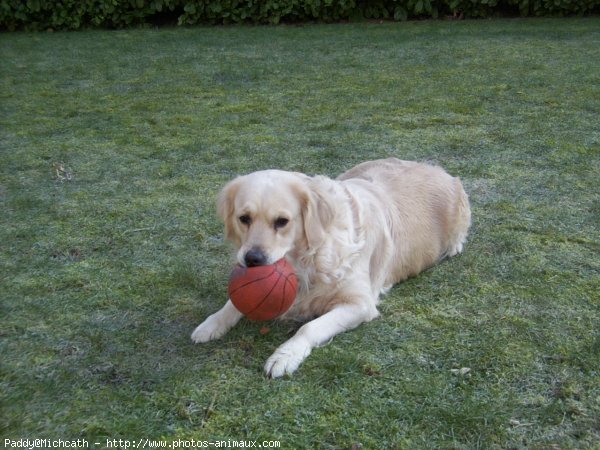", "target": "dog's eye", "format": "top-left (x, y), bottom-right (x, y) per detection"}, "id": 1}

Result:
top-left (239, 215), bottom-right (252, 226)
top-left (274, 217), bottom-right (289, 229)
